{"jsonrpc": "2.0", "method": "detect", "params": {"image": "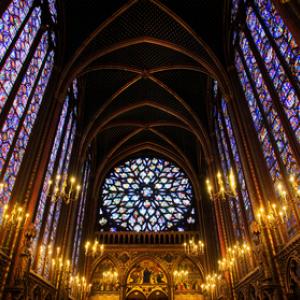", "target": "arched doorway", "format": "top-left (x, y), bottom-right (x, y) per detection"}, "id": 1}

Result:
top-left (89, 258), bottom-right (119, 299)
top-left (174, 258), bottom-right (202, 292)
top-left (127, 291), bottom-right (146, 300)
top-left (287, 258), bottom-right (300, 299)
top-left (148, 290), bottom-right (168, 300)
top-left (125, 259), bottom-right (169, 300)
top-left (173, 258), bottom-right (203, 300)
